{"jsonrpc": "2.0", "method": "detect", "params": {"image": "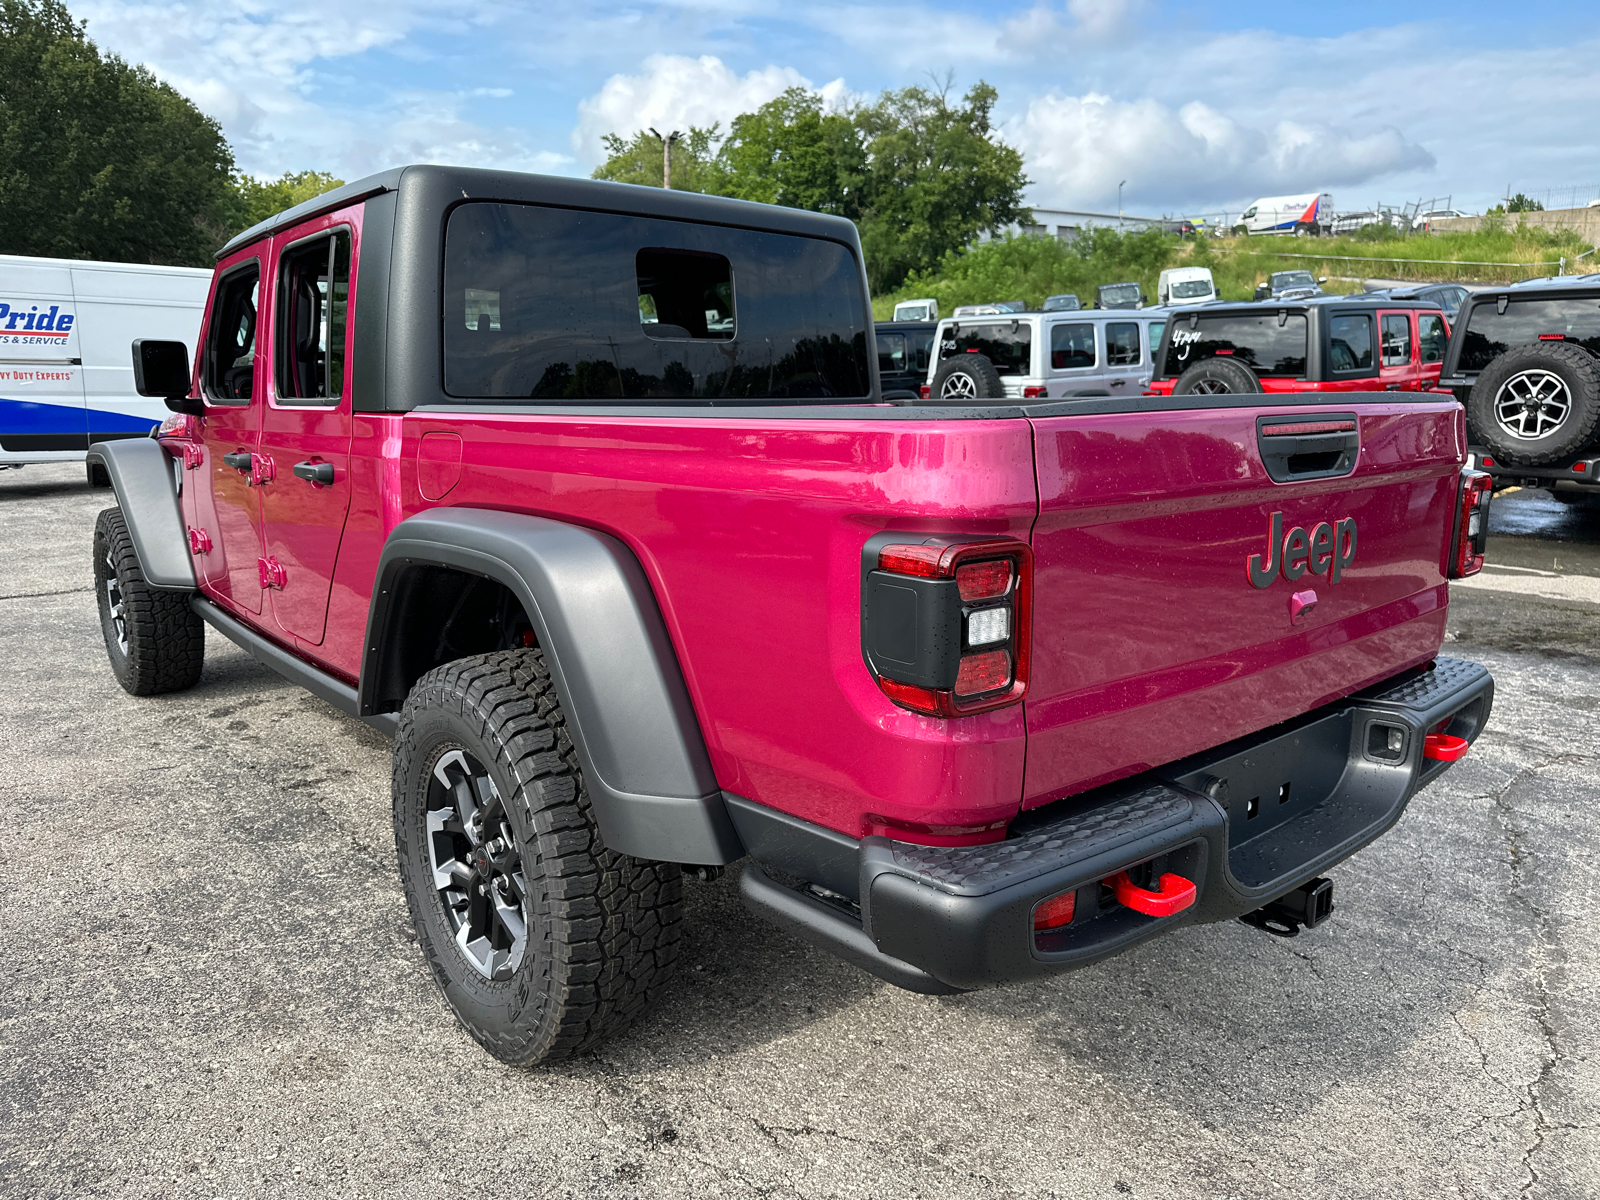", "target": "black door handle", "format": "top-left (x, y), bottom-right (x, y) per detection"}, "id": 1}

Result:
top-left (292, 460), bottom-right (334, 486)
top-left (222, 451), bottom-right (251, 471)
